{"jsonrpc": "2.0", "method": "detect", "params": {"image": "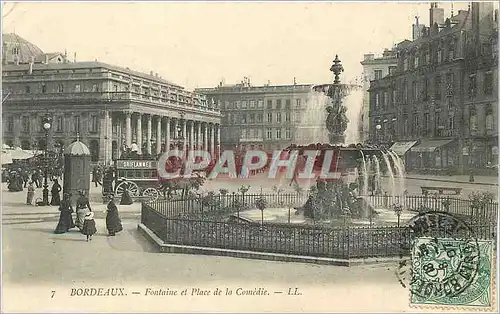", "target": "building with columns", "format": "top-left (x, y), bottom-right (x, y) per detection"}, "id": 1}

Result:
top-left (2, 34), bottom-right (222, 164)
top-left (196, 79), bottom-right (315, 151)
